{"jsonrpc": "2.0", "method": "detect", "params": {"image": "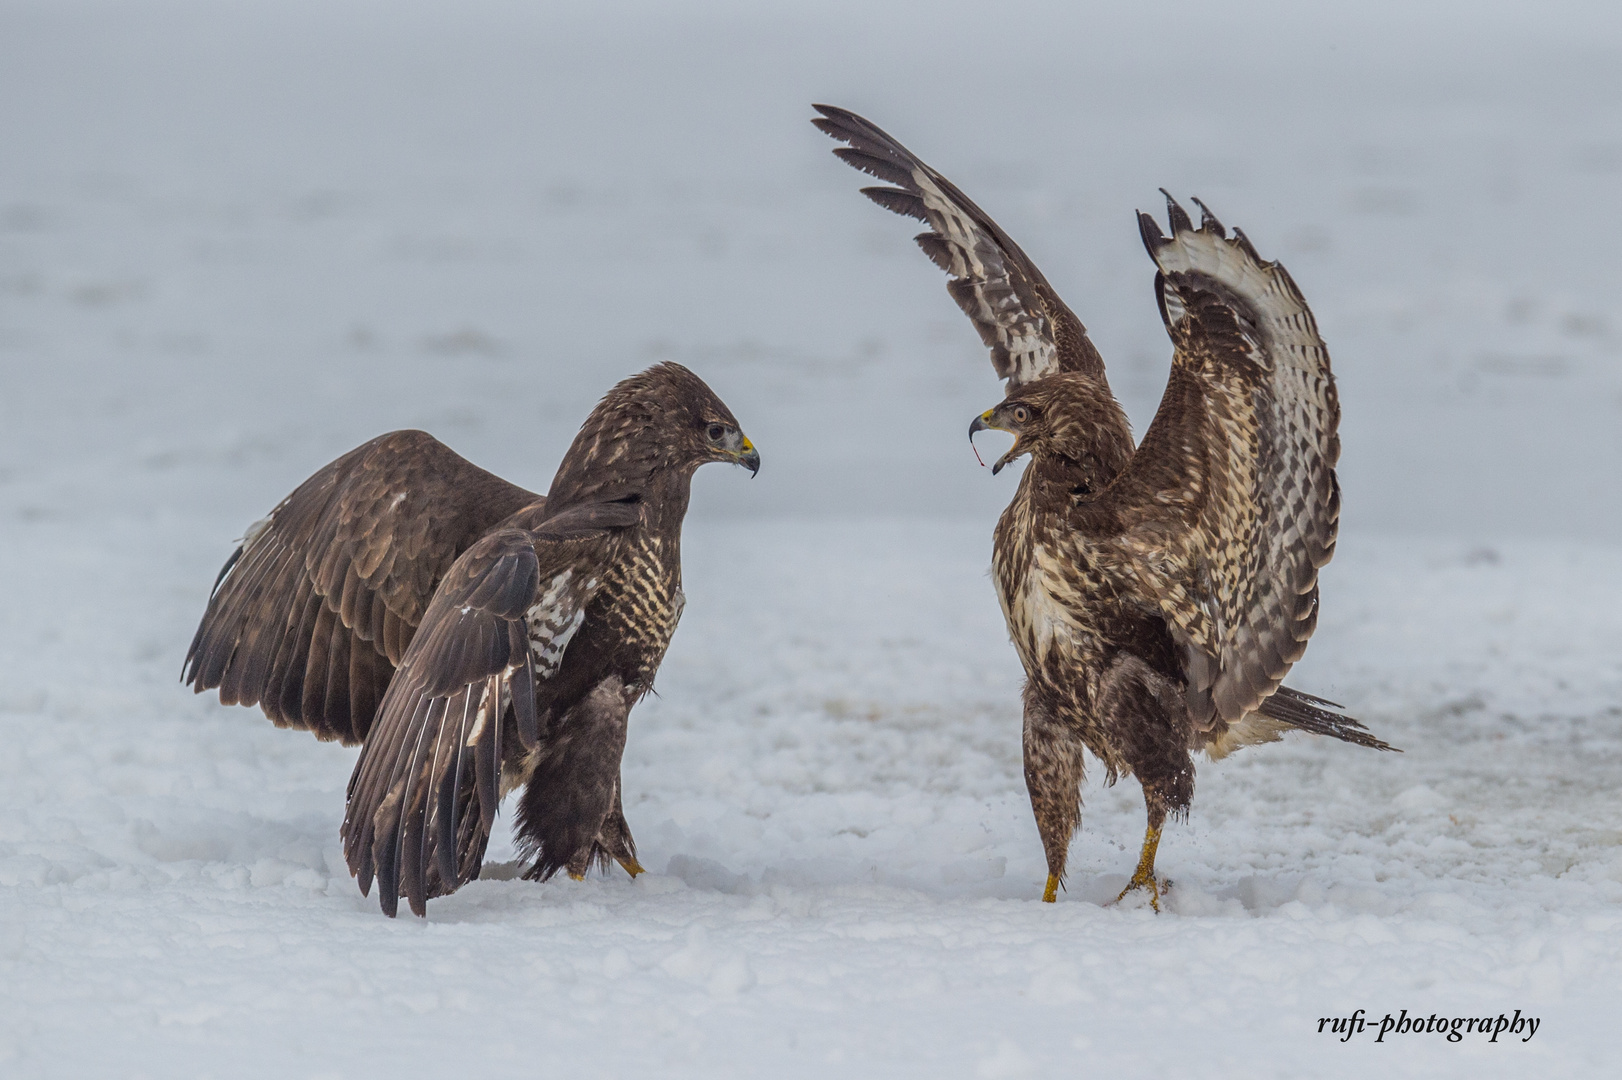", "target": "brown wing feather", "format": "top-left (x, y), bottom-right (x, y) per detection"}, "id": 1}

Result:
top-left (344, 509), bottom-right (634, 917)
top-left (1084, 197), bottom-right (1340, 727)
top-left (813, 104), bottom-right (1106, 389)
top-left (184, 430), bottom-right (540, 745)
